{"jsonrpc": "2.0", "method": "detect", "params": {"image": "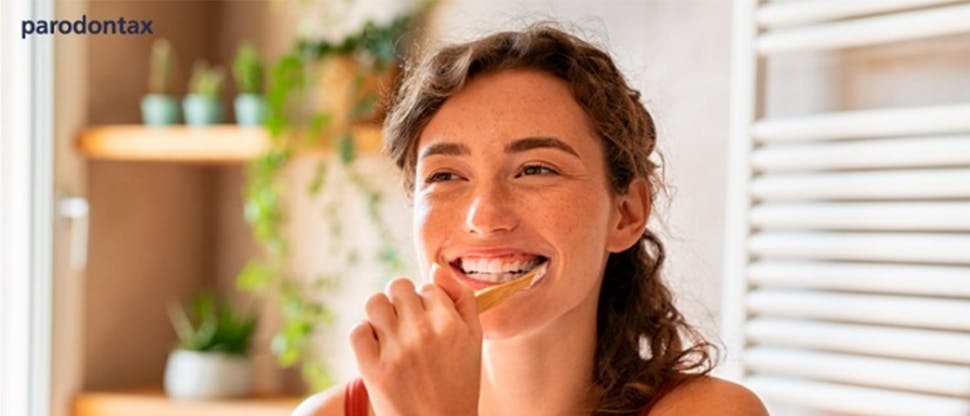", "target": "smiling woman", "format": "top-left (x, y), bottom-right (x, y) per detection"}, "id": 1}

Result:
top-left (293, 25), bottom-right (768, 416)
